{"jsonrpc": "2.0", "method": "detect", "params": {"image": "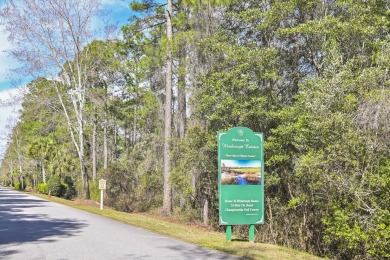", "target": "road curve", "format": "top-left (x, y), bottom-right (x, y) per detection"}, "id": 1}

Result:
top-left (0, 186), bottom-right (242, 260)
